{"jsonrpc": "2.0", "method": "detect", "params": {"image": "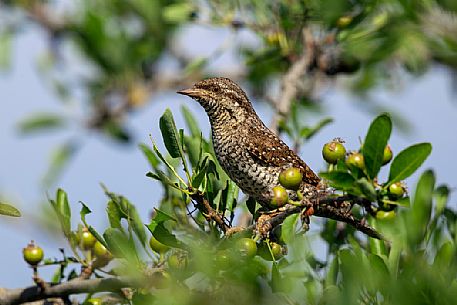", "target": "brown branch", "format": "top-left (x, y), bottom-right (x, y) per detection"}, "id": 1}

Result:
top-left (254, 194), bottom-right (384, 240)
top-left (0, 278), bottom-right (133, 305)
top-left (189, 190), bottom-right (230, 233)
top-left (270, 28), bottom-right (316, 133)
